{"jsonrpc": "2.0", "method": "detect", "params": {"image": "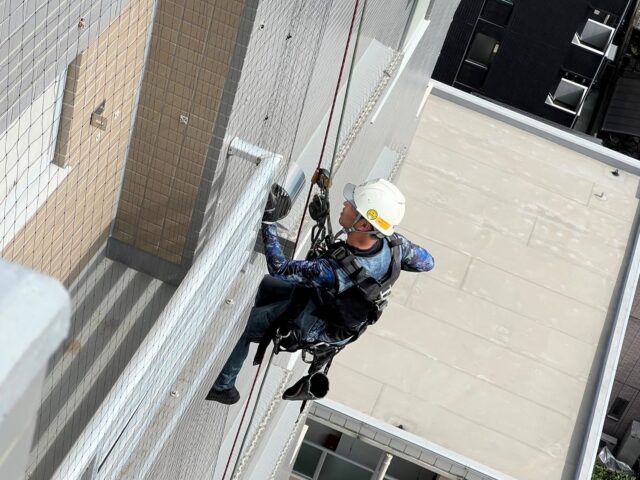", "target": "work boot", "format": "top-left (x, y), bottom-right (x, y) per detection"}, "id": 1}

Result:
top-left (282, 373), bottom-right (329, 401)
top-left (205, 385), bottom-right (240, 405)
